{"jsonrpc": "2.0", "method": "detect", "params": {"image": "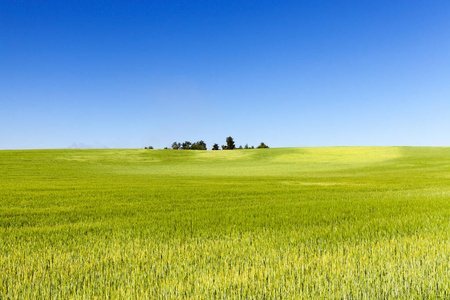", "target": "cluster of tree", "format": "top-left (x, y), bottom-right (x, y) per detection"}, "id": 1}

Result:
top-left (256, 142), bottom-right (269, 148)
top-left (212, 137), bottom-right (269, 150)
top-left (171, 140), bottom-right (207, 150)
top-left (216, 136), bottom-right (236, 150)
top-left (146, 137), bottom-right (269, 150)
